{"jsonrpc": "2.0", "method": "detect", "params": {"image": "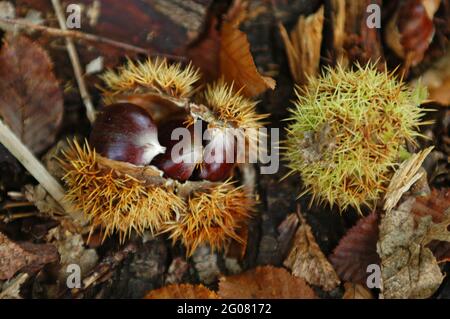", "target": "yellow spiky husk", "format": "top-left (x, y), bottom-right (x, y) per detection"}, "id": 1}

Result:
top-left (203, 80), bottom-right (268, 130)
top-left (101, 57), bottom-right (201, 104)
top-left (163, 181), bottom-right (253, 256)
top-left (60, 140), bottom-right (186, 242)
